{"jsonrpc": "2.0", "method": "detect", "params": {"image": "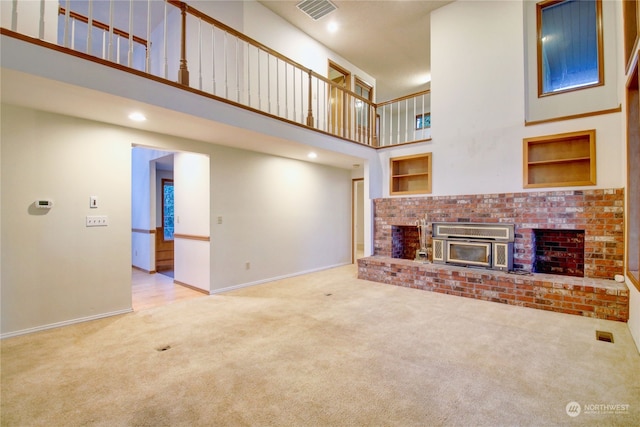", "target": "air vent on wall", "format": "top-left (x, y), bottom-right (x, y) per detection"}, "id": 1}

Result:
top-left (297, 0), bottom-right (337, 20)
